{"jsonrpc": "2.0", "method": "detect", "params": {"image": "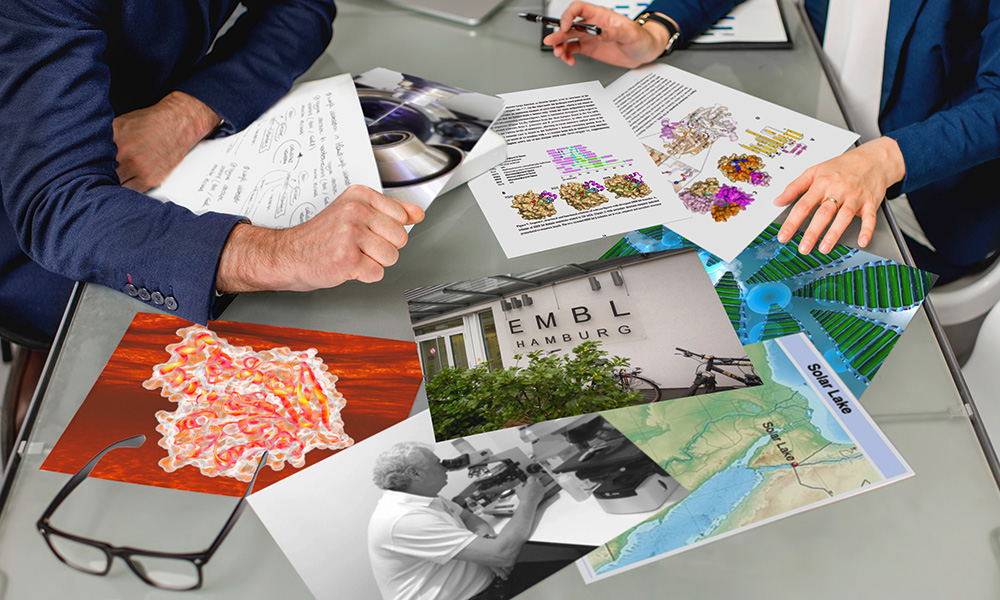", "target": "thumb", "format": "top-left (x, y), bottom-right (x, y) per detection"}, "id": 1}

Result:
top-left (401, 202), bottom-right (425, 225)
